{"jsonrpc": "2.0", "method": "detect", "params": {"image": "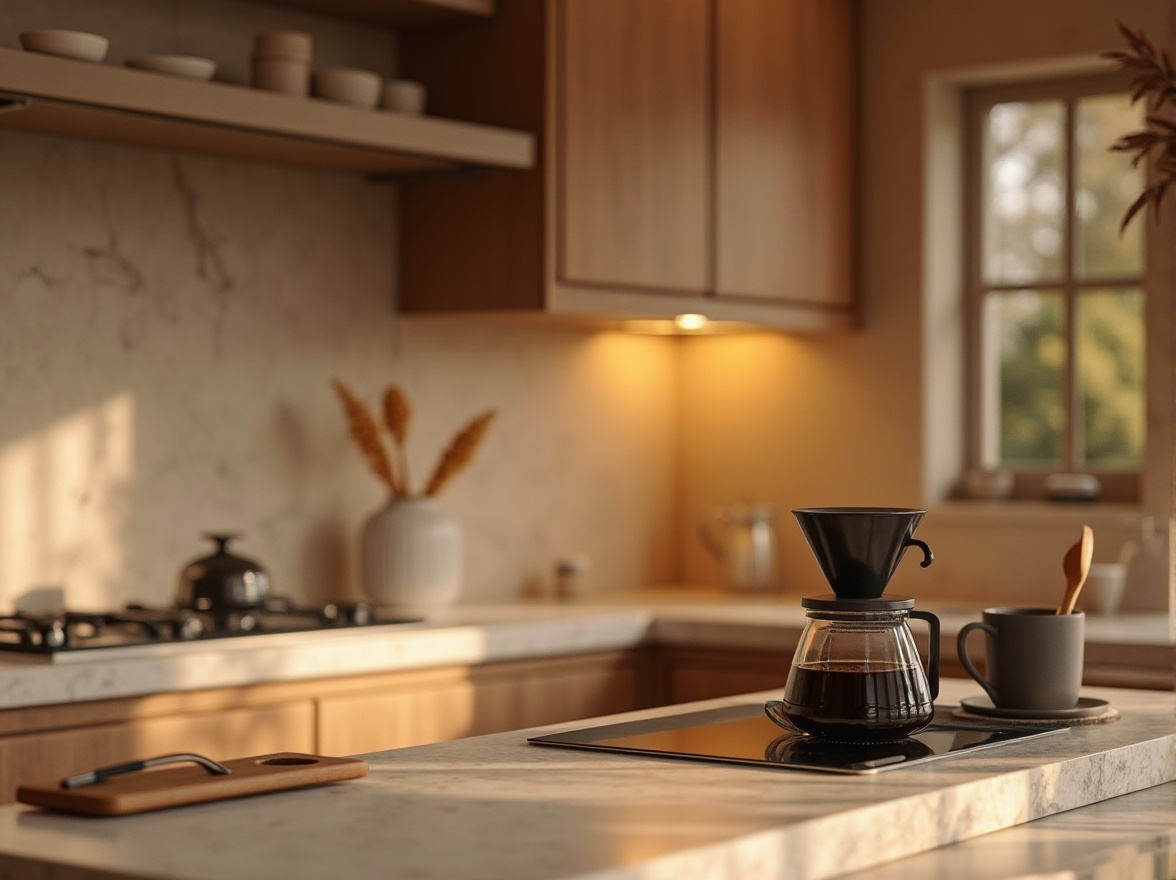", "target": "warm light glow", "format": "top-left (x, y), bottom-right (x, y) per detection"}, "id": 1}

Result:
top-left (0, 394), bottom-right (135, 611)
top-left (673, 313), bottom-right (709, 331)
top-left (620, 318), bottom-right (760, 336)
